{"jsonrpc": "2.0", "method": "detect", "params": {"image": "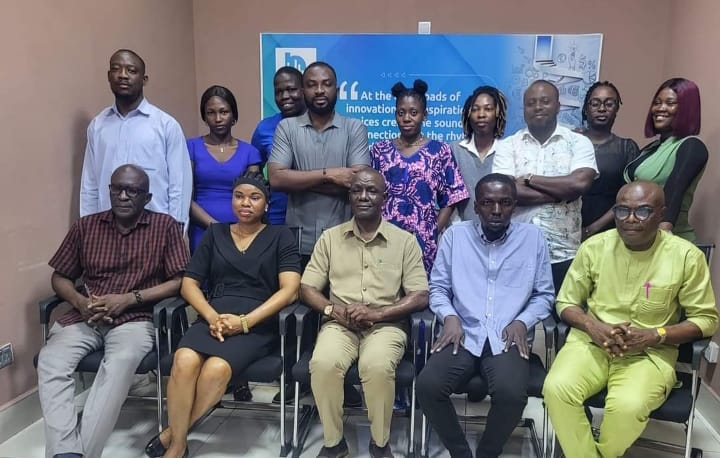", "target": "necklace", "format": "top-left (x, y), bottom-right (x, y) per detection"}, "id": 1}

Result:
top-left (230, 225), bottom-right (264, 254)
top-left (205, 138), bottom-right (235, 154)
top-left (396, 135), bottom-right (426, 148)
